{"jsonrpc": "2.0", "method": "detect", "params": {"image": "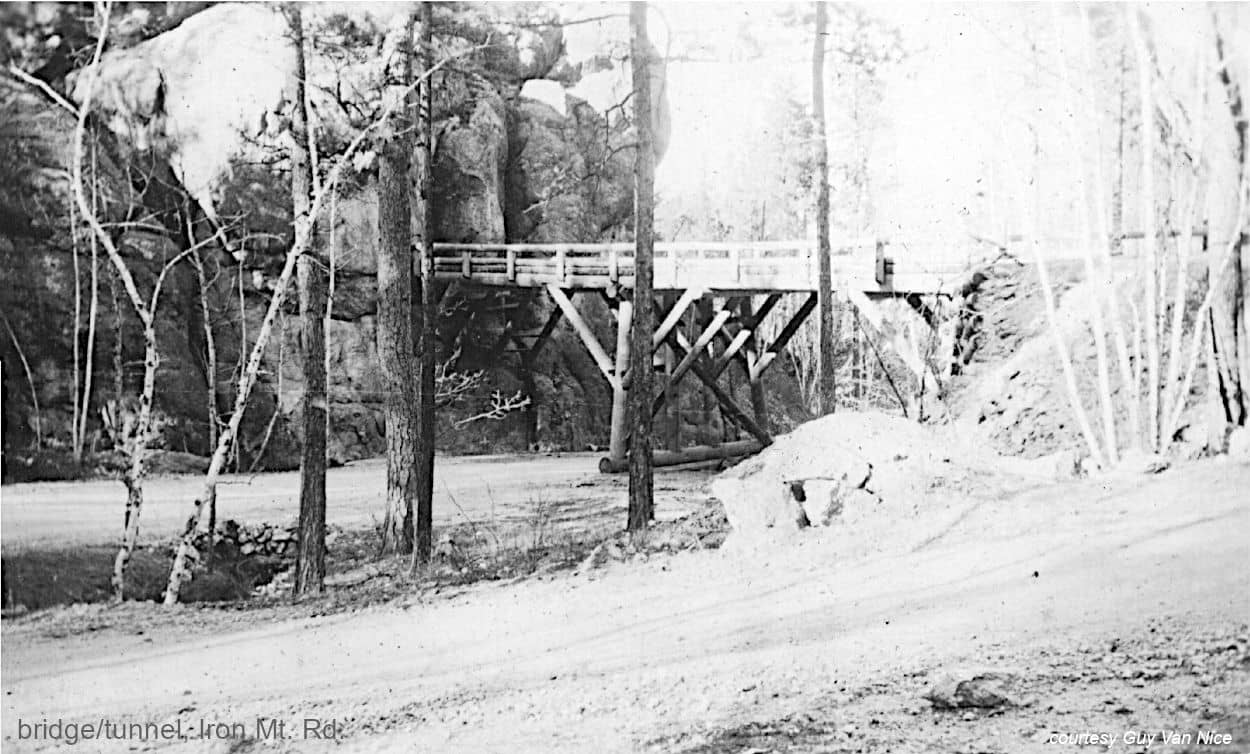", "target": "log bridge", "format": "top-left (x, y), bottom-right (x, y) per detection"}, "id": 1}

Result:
top-left (431, 239), bottom-right (969, 472)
